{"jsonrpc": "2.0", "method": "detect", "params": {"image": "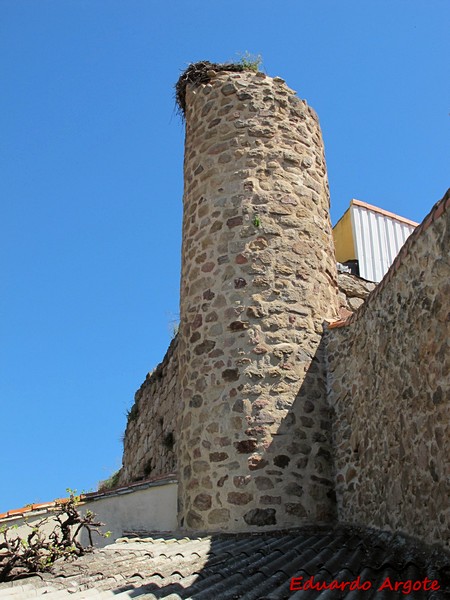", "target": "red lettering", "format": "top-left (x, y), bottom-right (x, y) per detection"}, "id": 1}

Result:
top-left (290, 577), bottom-right (303, 591)
top-left (422, 577), bottom-right (432, 591)
top-left (402, 581), bottom-right (412, 594)
top-left (413, 581), bottom-right (422, 592)
top-left (329, 581), bottom-right (341, 590)
top-left (303, 576), bottom-right (315, 590)
top-left (378, 577), bottom-right (394, 591)
top-left (350, 576), bottom-right (362, 590)
top-left (361, 581), bottom-right (372, 591)
top-left (431, 580), bottom-right (440, 591)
